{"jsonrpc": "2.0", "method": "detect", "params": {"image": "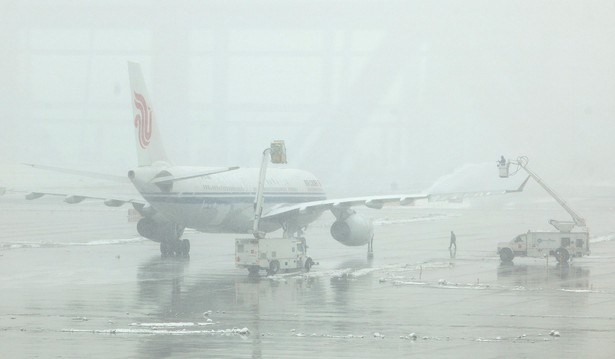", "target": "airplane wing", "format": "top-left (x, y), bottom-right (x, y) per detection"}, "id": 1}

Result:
top-left (2, 188), bottom-right (147, 207)
top-left (22, 163), bottom-right (129, 182)
top-left (149, 167), bottom-right (240, 184)
top-left (262, 175), bottom-right (530, 220)
top-left (6, 163), bottom-right (239, 207)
